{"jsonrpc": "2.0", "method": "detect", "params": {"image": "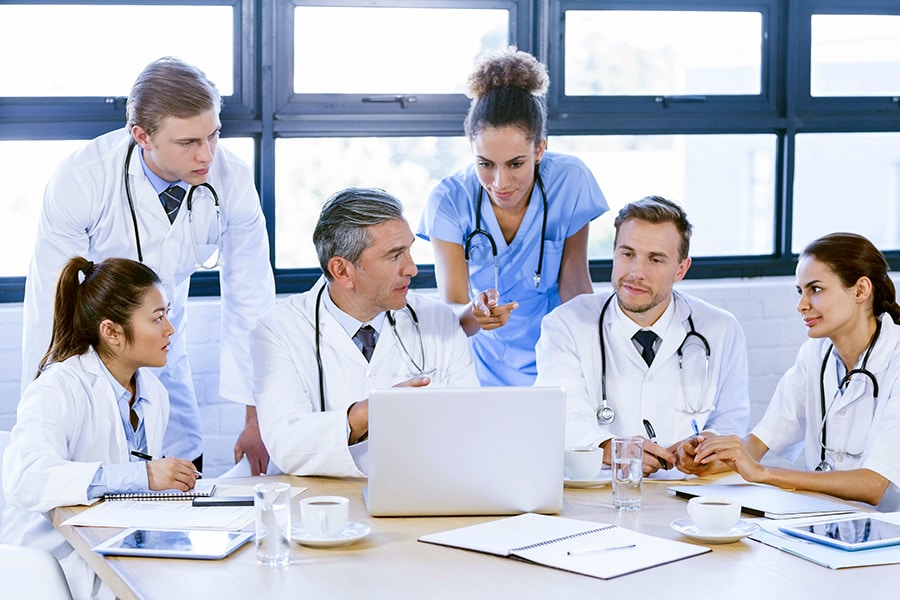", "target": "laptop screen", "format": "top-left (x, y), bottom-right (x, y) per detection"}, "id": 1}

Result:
top-left (366, 386), bottom-right (565, 516)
